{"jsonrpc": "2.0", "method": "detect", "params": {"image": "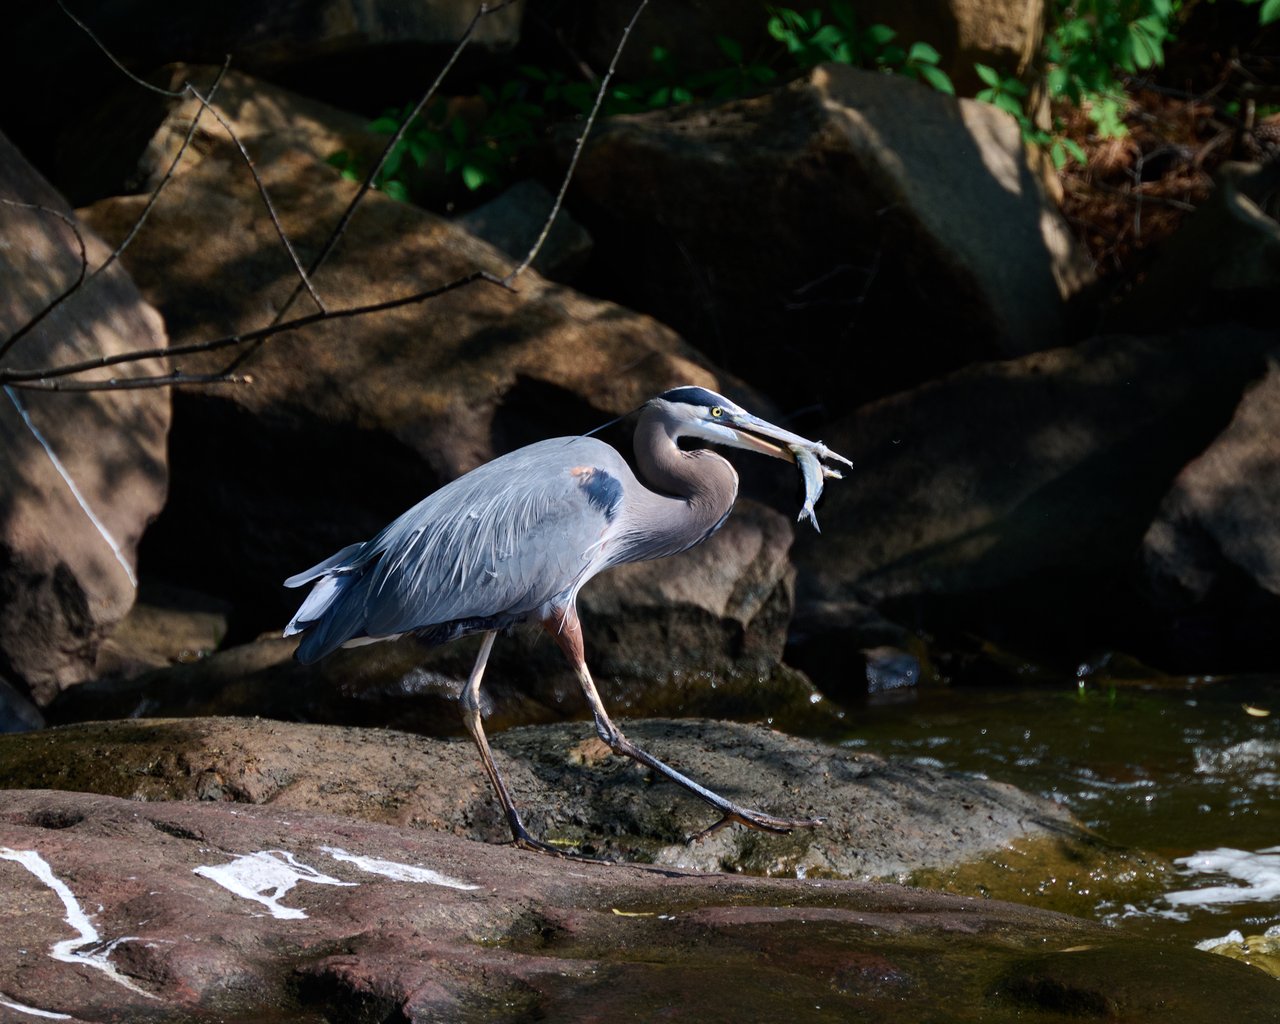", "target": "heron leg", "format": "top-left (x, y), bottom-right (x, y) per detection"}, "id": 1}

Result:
top-left (459, 631), bottom-right (566, 856)
top-left (543, 611), bottom-right (825, 839)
